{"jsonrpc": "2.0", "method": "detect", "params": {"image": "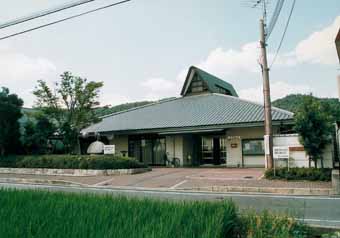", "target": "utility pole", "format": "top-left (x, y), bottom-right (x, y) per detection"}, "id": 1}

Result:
top-left (259, 18), bottom-right (273, 169)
